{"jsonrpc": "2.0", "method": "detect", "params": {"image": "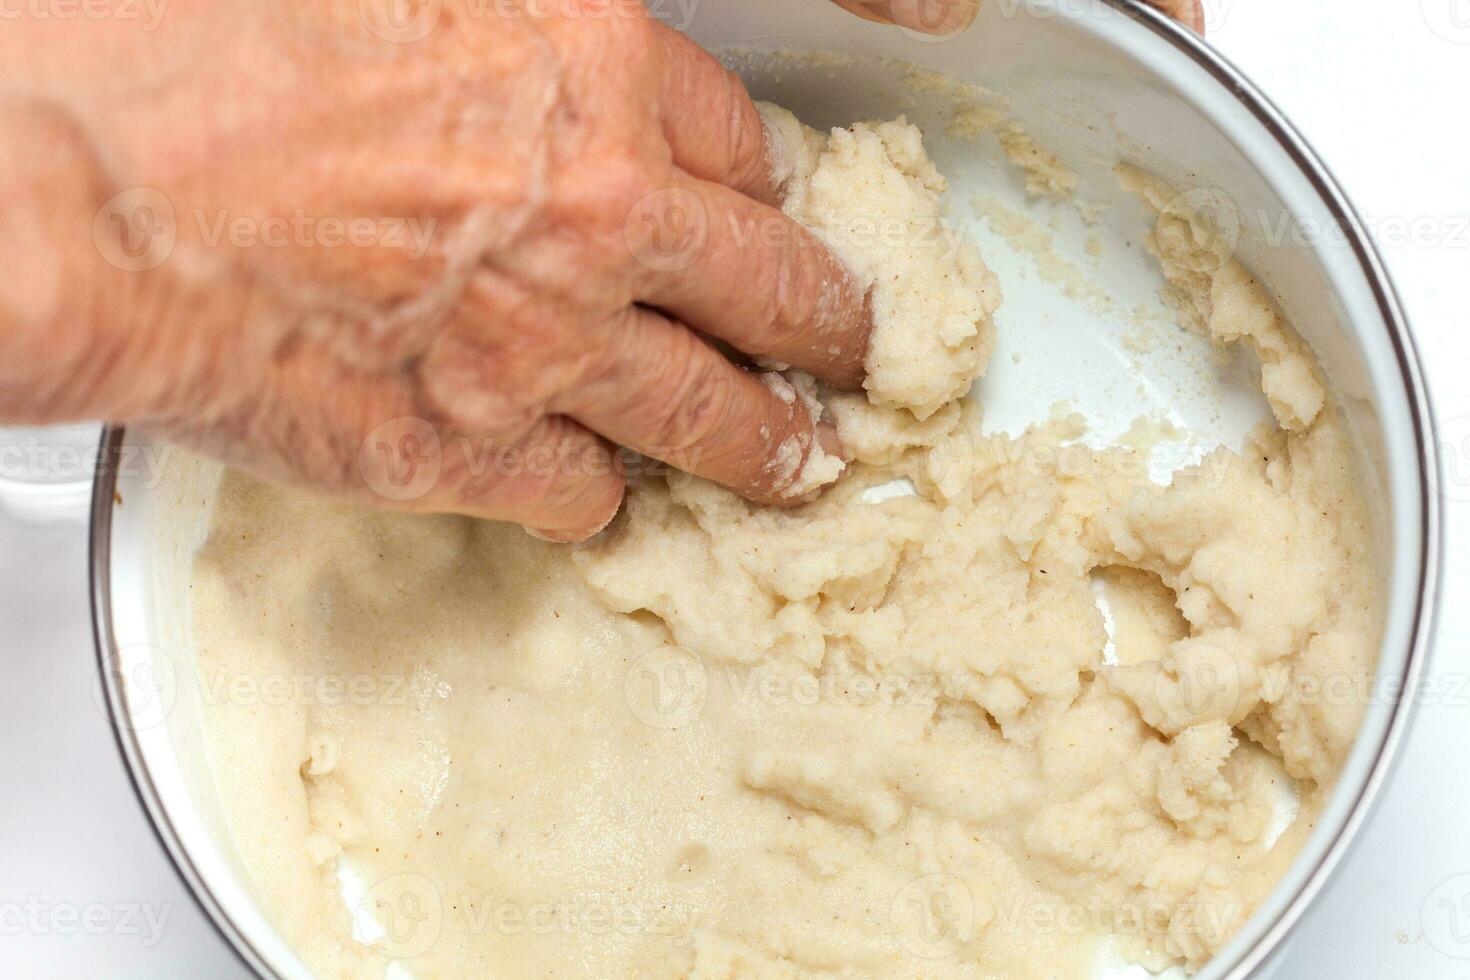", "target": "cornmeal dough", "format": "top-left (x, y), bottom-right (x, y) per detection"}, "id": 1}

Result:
top-left (191, 108), bottom-right (1379, 979)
